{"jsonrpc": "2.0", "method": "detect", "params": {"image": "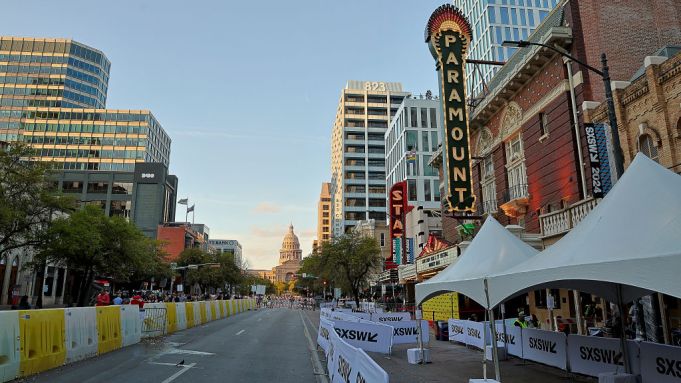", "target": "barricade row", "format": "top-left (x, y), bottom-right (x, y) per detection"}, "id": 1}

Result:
top-left (0, 299), bottom-right (256, 383)
top-left (447, 318), bottom-right (681, 382)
